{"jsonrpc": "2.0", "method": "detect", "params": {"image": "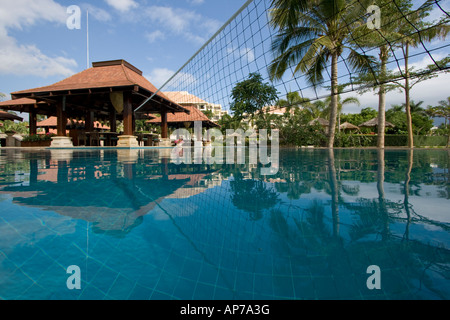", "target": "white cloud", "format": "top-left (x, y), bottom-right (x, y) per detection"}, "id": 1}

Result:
top-left (145, 30), bottom-right (165, 43)
top-left (227, 46), bottom-right (256, 64)
top-left (146, 68), bottom-right (175, 89)
top-left (187, 0), bottom-right (205, 5)
top-left (104, 0), bottom-right (138, 12)
top-left (0, 0), bottom-right (77, 77)
top-left (146, 68), bottom-right (197, 90)
top-left (83, 4), bottom-right (112, 22)
top-left (0, 32), bottom-right (77, 77)
top-left (144, 6), bottom-right (221, 44)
